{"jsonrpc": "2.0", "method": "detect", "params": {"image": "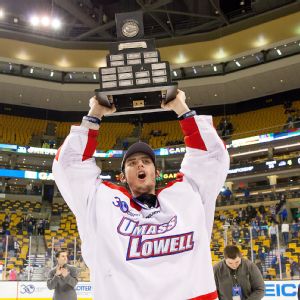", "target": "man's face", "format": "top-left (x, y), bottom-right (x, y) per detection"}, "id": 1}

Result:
top-left (122, 152), bottom-right (158, 197)
top-left (225, 257), bottom-right (241, 270)
top-left (57, 252), bottom-right (68, 266)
